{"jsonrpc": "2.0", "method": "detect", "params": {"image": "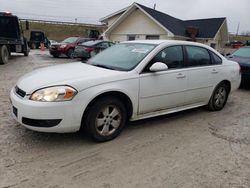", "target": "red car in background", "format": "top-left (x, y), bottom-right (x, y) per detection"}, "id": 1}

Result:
top-left (49, 37), bottom-right (91, 58)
